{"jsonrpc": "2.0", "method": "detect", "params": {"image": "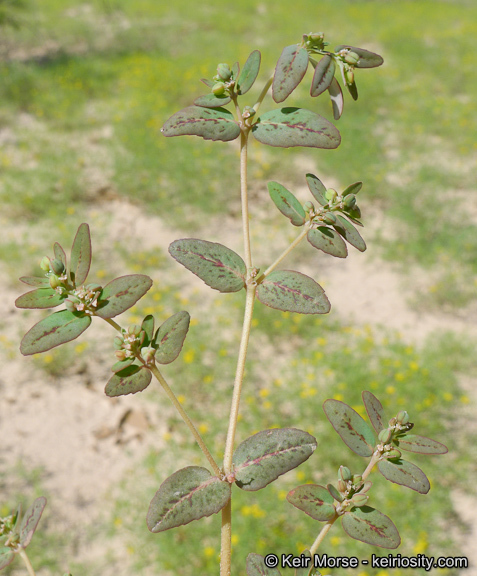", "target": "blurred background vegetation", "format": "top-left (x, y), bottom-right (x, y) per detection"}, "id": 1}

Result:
top-left (1, 1), bottom-right (476, 575)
